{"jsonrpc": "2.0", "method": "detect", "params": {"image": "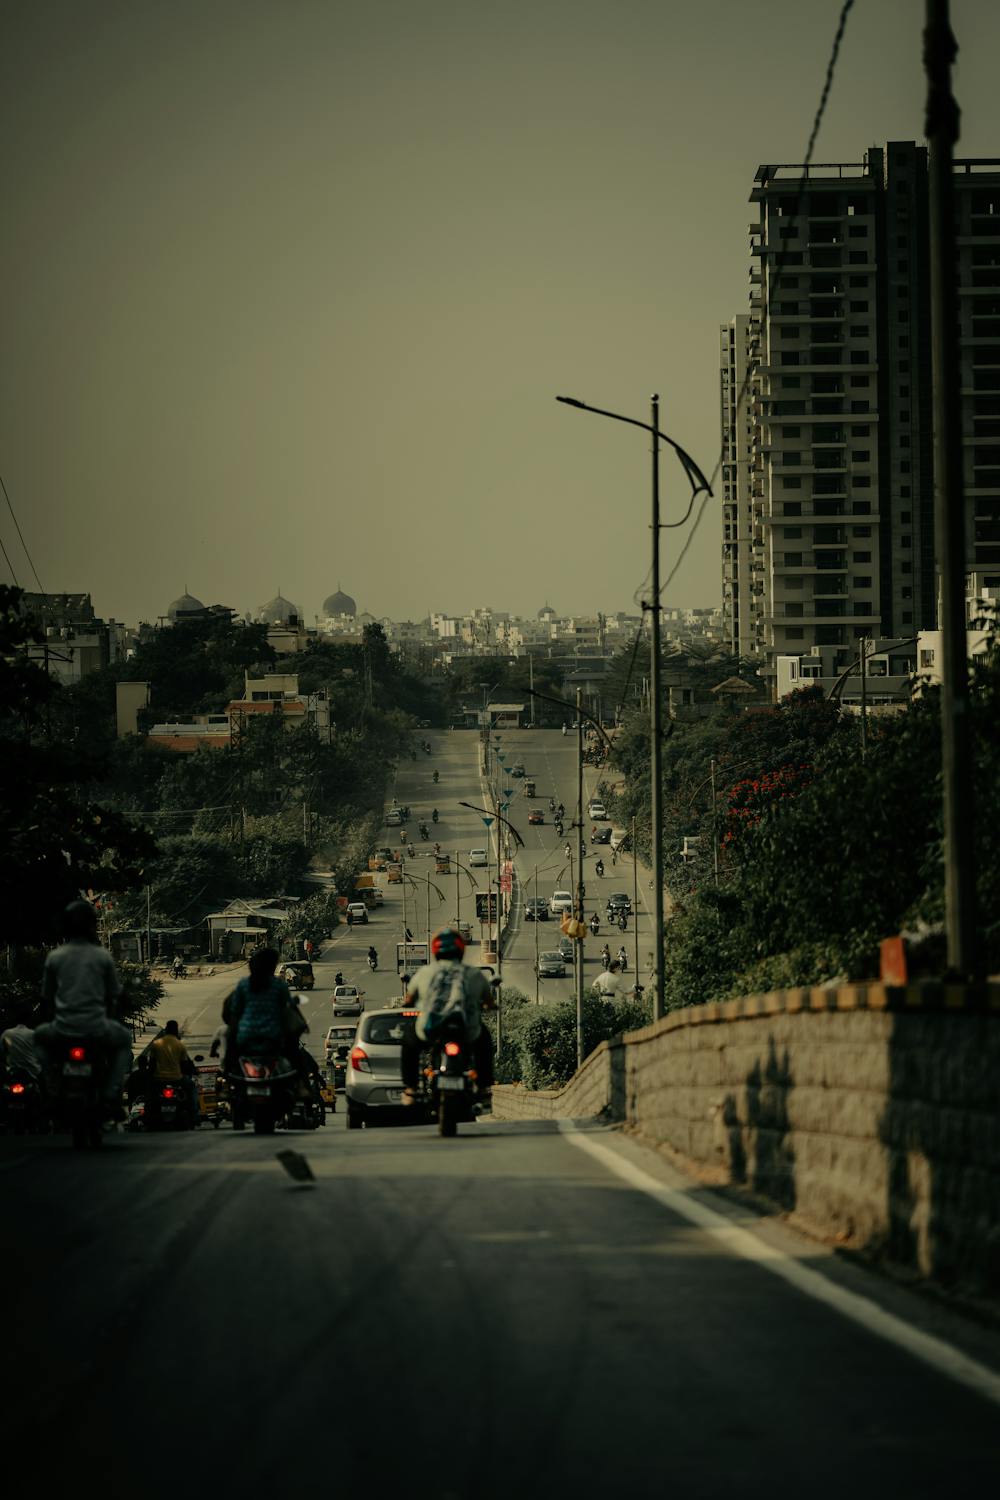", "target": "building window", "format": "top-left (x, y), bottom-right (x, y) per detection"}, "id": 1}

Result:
top-left (850, 375), bottom-right (869, 387)
top-left (850, 275), bottom-right (868, 287)
top-left (855, 576), bottom-right (872, 587)
top-left (780, 376), bottom-right (801, 388)
top-left (901, 561), bottom-right (912, 574)
top-left (783, 502), bottom-right (802, 516)
top-left (900, 386), bottom-right (909, 398)
top-left (901, 534), bottom-right (912, 547)
top-left (784, 526), bottom-right (803, 539)
top-left (920, 648), bottom-right (935, 667)
top-left (901, 586), bottom-right (912, 599)
top-left (849, 300), bottom-right (869, 312)
top-left (849, 225), bottom-right (867, 239)
top-left (899, 435), bottom-right (910, 448)
top-left (784, 553), bottom-right (803, 567)
top-left (899, 361), bottom-right (909, 372)
top-left (786, 627), bottom-right (805, 639)
top-left (782, 477), bottom-right (802, 488)
top-left (900, 410), bottom-right (910, 421)
top-left (852, 501), bottom-right (872, 515)
top-left (853, 476), bottom-right (871, 488)
top-left (851, 401), bottom-right (870, 412)
top-left (902, 611), bottom-right (913, 624)
top-left (784, 426), bottom-right (801, 437)
top-left (781, 353), bottom-right (801, 366)
top-left (853, 551), bottom-right (872, 562)
top-left (899, 336), bottom-right (910, 348)
top-left (852, 450), bottom-right (871, 462)
top-left (900, 460), bottom-right (911, 473)
top-left (900, 510), bottom-right (911, 523)
top-left (855, 603), bottom-right (873, 616)
top-left (781, 326), bottom-right (800, 338)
